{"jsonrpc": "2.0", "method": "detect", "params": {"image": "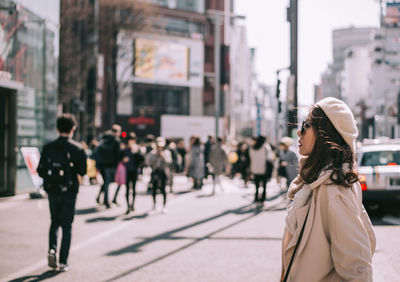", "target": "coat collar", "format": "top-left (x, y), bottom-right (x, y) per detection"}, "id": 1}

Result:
top-left (284, 163), bottom-right (353, 258)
